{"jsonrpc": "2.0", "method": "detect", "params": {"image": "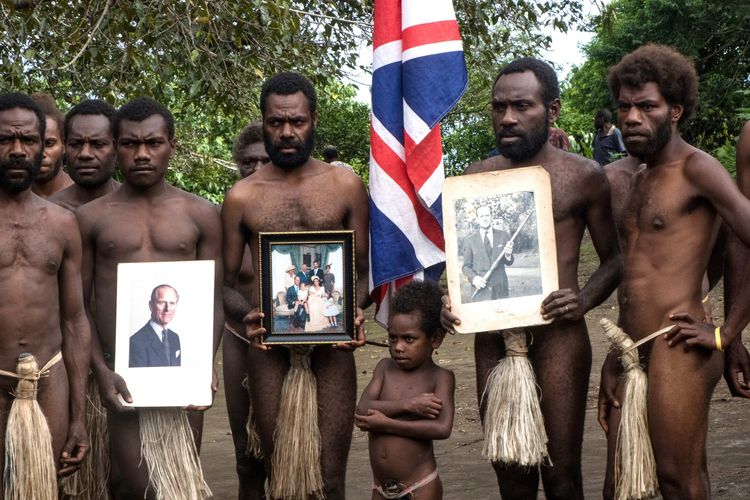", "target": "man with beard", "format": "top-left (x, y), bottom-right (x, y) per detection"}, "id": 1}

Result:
top-left (222, 72), bottom-right (369, 499)
top-left (49, 99), bottom-right (120, 210)
top-left (597, 45), bottom-right (750, 499)
top-left (76, 97), bottom-right (222, 499)
top-left (30, 93), bottom-right (74, 197)
top-left (224, 118), bottom-right (270, 499)
top-left (440, 58), bottom-right (622, 499)
top-left (0, 92), bottom-right (90, 484)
